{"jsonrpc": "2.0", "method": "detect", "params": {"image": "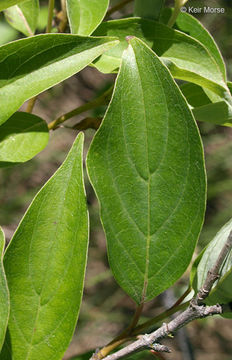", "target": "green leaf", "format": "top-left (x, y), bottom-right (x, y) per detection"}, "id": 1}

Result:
top-left (0, 228), bottom-right (9, 352)
top-left (134, 0), bottom-right (165, 20)
top-left (92, 18), bottom-right (228, 99)
top-left (192, 218), bottom-right (232, 316)
top-left (4, 0), bottom-right (39, 37)
top-left (0, 112), bottom-right (49, 167)
top-left (0, 34), bottom-right (118, 126)
top-left (87, 37), bottom-right (206, 304)
top-left (0, 21), bottom-right (18, 46)
top-left (180, 83), bottom-right (232, 126)
top-left (66, 0), bottom-right (109, 35)
top-left (160, 8), bottom-right (226, 80)
top-left (1, 133), bottom-right (89, 360)
top-left (0, 0), bottom-right (26, 11)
